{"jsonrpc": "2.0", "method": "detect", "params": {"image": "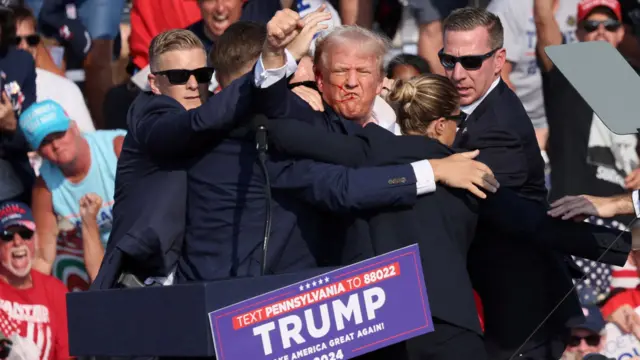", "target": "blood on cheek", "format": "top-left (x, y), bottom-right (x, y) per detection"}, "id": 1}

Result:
top-left (331, 82), bottom-right (357, 104)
